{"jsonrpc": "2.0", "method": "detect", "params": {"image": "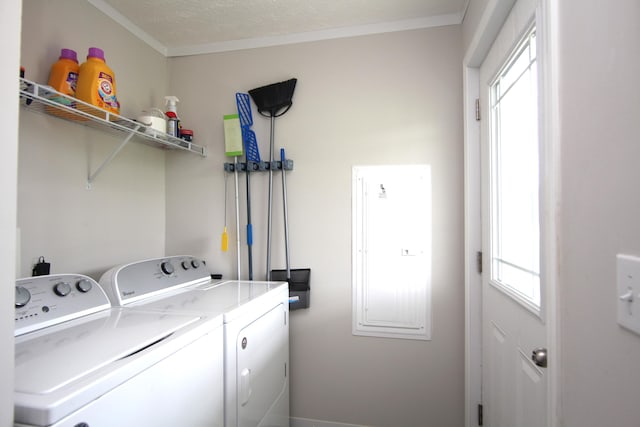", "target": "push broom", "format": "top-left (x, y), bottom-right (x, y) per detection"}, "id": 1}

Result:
top-left (249, 78), bottom-right (297, 281)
